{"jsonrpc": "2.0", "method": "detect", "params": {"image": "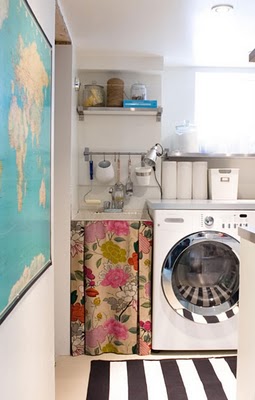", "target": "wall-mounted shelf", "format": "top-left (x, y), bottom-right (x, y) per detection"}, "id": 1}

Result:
top-left (165, 152), bottom-right (255, 159)
top-left (77, 106), bottom-right (163, 122)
